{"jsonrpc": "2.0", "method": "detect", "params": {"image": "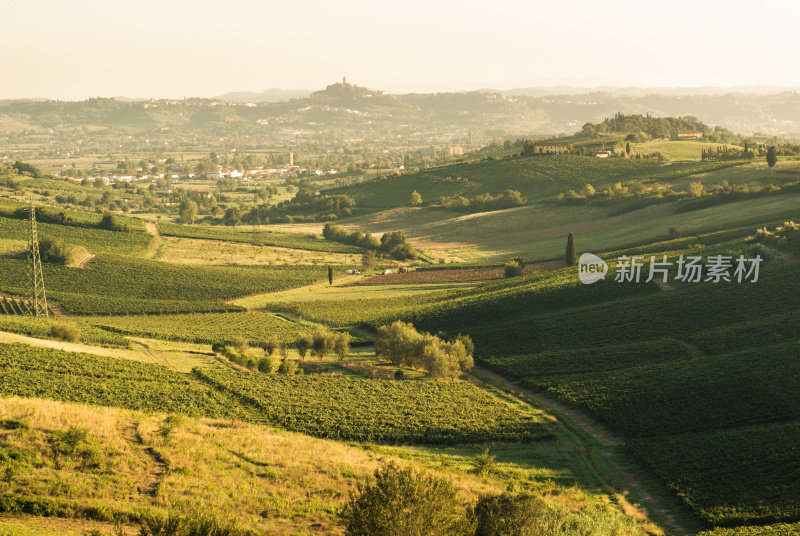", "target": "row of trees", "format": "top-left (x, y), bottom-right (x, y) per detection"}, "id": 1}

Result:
top-left (322, 223), bottom-right (417, 260)
top-left (432, 189), bottom-right (527, 213)
top-left (375, 321), bottom-right (474, 380)
top-left (212, 331), bottom-right (352, 372)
